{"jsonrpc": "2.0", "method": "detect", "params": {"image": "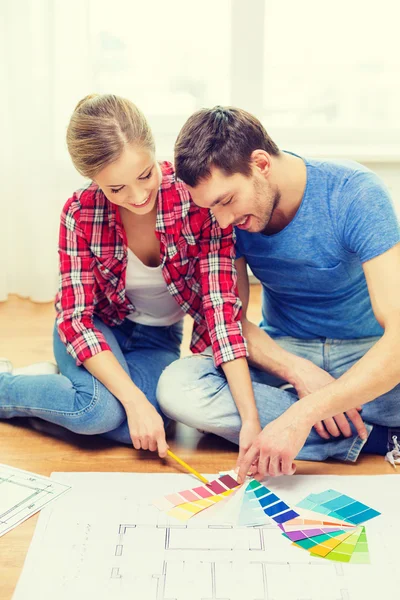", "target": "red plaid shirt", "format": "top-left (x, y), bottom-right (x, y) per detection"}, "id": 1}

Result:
top-left (55, 161), bottom-right (247, 367)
